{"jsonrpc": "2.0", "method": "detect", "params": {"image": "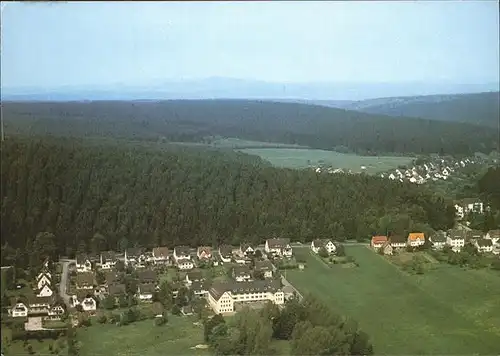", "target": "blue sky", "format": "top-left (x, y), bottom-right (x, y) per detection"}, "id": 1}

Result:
top-left (1, 1), bottom-right (499, 88)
